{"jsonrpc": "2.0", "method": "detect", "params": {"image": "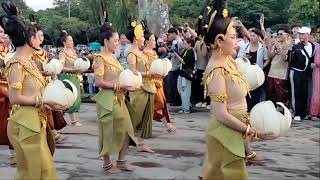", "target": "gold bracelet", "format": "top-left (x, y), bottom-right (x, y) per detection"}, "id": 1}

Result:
top-left (34, 96), bottom-right (39, 107)
top-left (39, 97), bottom-right (44, 108)
top-left (244, 125), bottom-right (251, 138)
top-left (113, 83), bottom-right (117, 91)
